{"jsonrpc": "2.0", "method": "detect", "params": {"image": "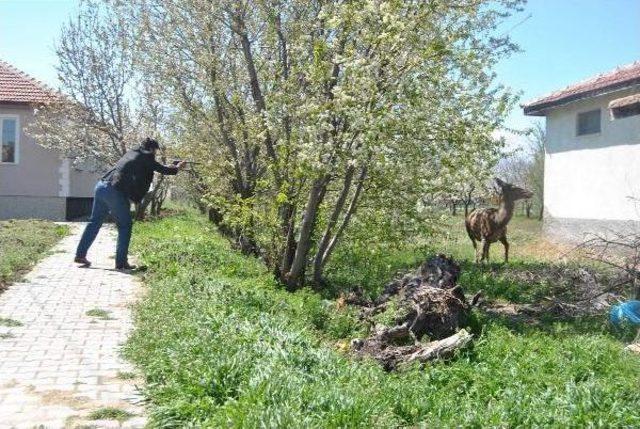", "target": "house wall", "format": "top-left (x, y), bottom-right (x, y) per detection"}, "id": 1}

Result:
top-left (0, 196), bottom-right (66, 220)
top-left (543, 86), bottom-right (640, 240)
top-left (0, 103), bottom-right (101, 220)
top-left (70, 168), bottom-right (101, 197)
top-left (0, 104), bottom-right (61, 197)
